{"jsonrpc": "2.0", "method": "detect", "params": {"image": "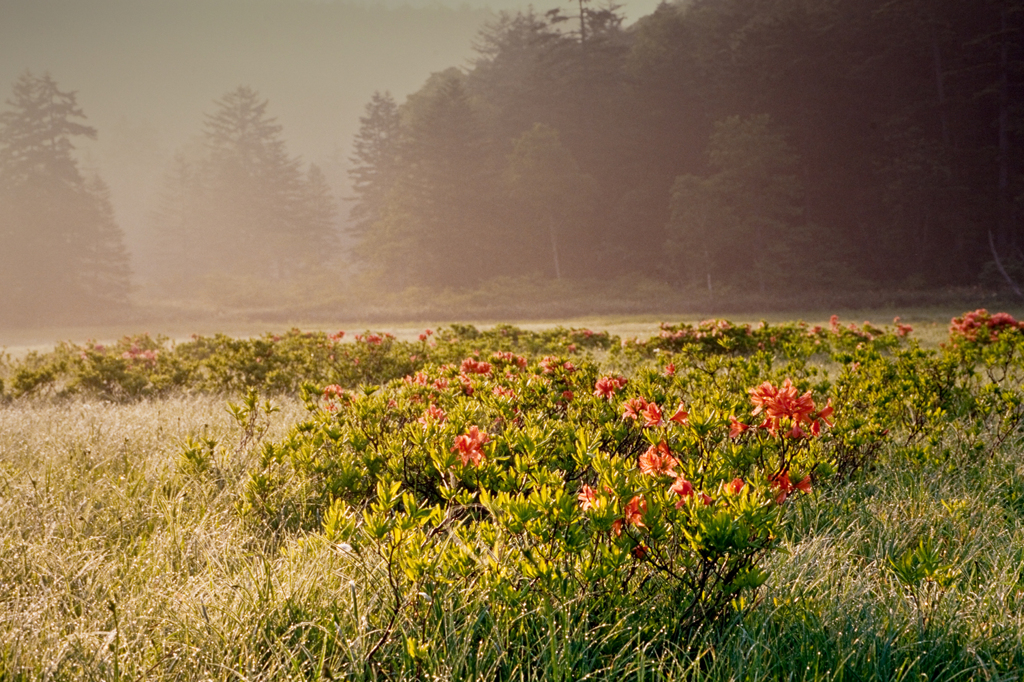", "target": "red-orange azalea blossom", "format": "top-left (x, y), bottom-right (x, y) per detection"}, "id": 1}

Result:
top-left (418, 405), bottom-right (447, 426)
top-left (453, 426), bottom-right (489, 466)
top-left (670, 477), bottom-right (694, 508)
top-left (729, 416), bottom-right (749, 438)
top-left (725, 477), bottom-right (745, 495)
top-left (623, 495), bottom-right (647, 528)
top-left (639, 442), bottom-right (678, 477)
top-left (622, 397), bottom-right (649, 421)
top-left (748, 378), bottom-right (819, 436)
top-left (669, 402), bottom-right (689, 425)
top-left (771, 471), bottom-right (812, 504)
top-left (460, 358), bottom-right (492, 375)
top-left (593, 375), bottom-right (628, 399)
top-left (642, 402), bottom-right (664, 427)
top-left (578, 484), bottom-right (597, 512)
